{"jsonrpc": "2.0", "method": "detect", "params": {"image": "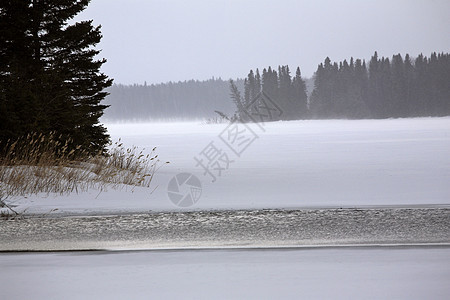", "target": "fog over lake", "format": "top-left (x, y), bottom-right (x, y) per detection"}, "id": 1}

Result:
top-left (76, 0), bottom-right (450, 85)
